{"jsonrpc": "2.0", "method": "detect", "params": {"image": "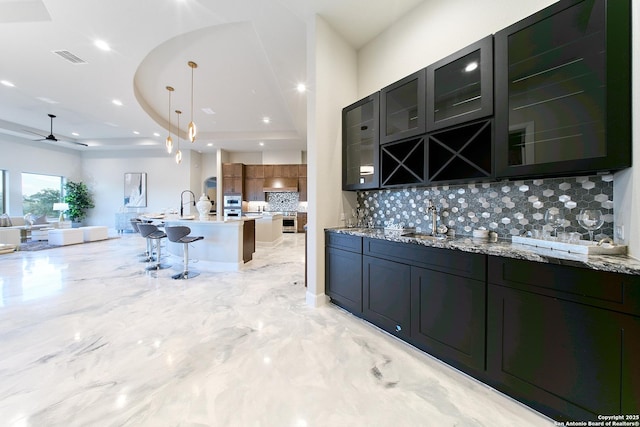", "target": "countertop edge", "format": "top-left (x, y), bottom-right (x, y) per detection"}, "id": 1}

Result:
top-left (326, 227), bottom-right (640, 276)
